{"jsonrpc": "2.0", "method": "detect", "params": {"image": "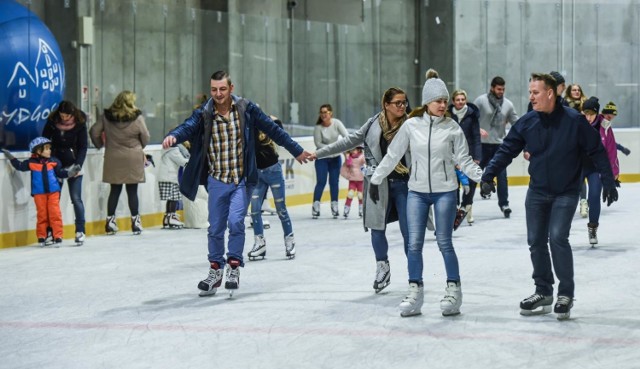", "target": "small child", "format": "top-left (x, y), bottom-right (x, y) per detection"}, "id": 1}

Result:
top-left (2, 137), bottom-right (80, 246)
top-left (157, 142), bottom-right (190, 229)
top-left (340, 146), bottom-right (366, 218)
